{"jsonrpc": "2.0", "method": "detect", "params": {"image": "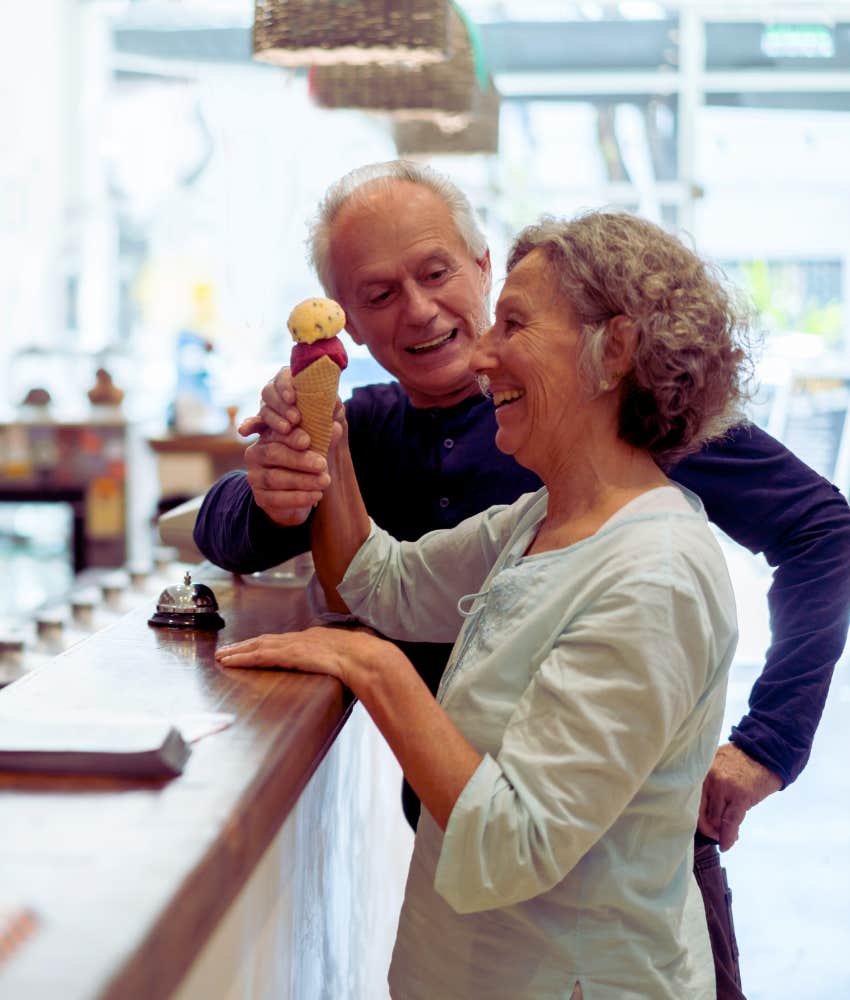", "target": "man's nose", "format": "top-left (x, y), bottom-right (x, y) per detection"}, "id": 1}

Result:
top-left (403, 282), bottom-right (439, 325)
